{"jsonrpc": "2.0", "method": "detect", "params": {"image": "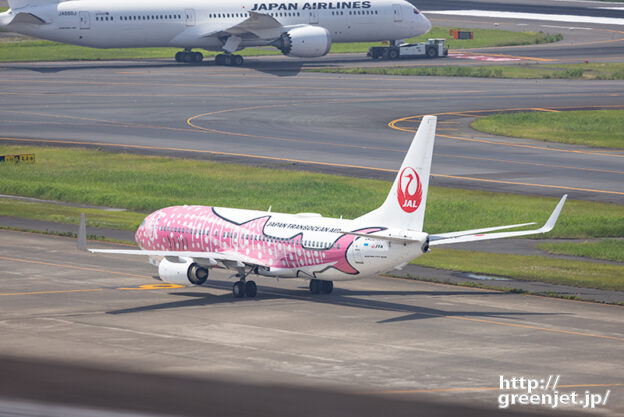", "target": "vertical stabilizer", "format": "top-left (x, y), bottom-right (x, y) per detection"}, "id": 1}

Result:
top-left (355, 116), bottom-right (436, 231)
